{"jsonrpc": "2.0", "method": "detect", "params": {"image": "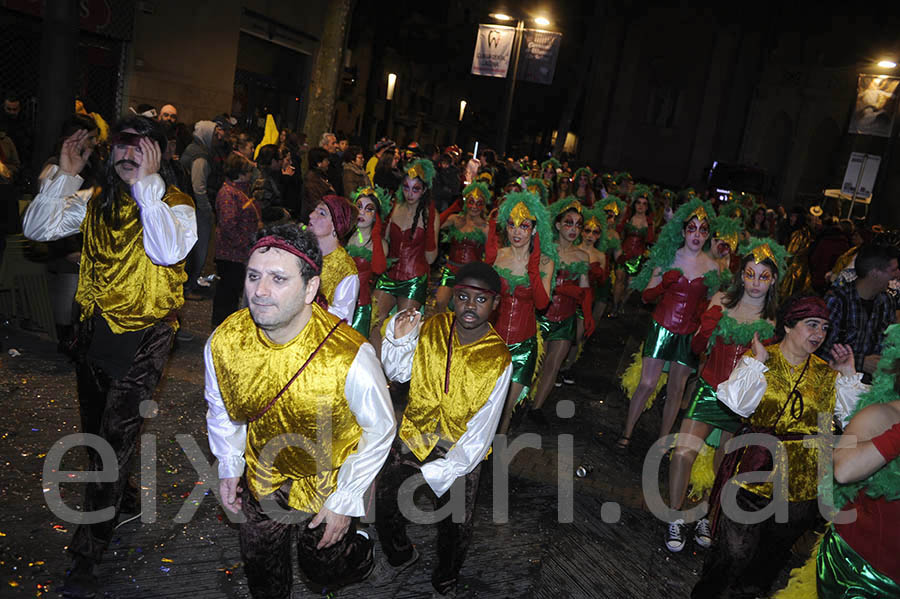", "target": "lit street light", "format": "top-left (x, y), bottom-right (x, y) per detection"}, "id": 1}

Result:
top-left (459, 99), bottom-right (467, 122)
top-left (386, 73), bottom-right (397, 137)
top-left (878, 60), bottom-right (897, 69)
